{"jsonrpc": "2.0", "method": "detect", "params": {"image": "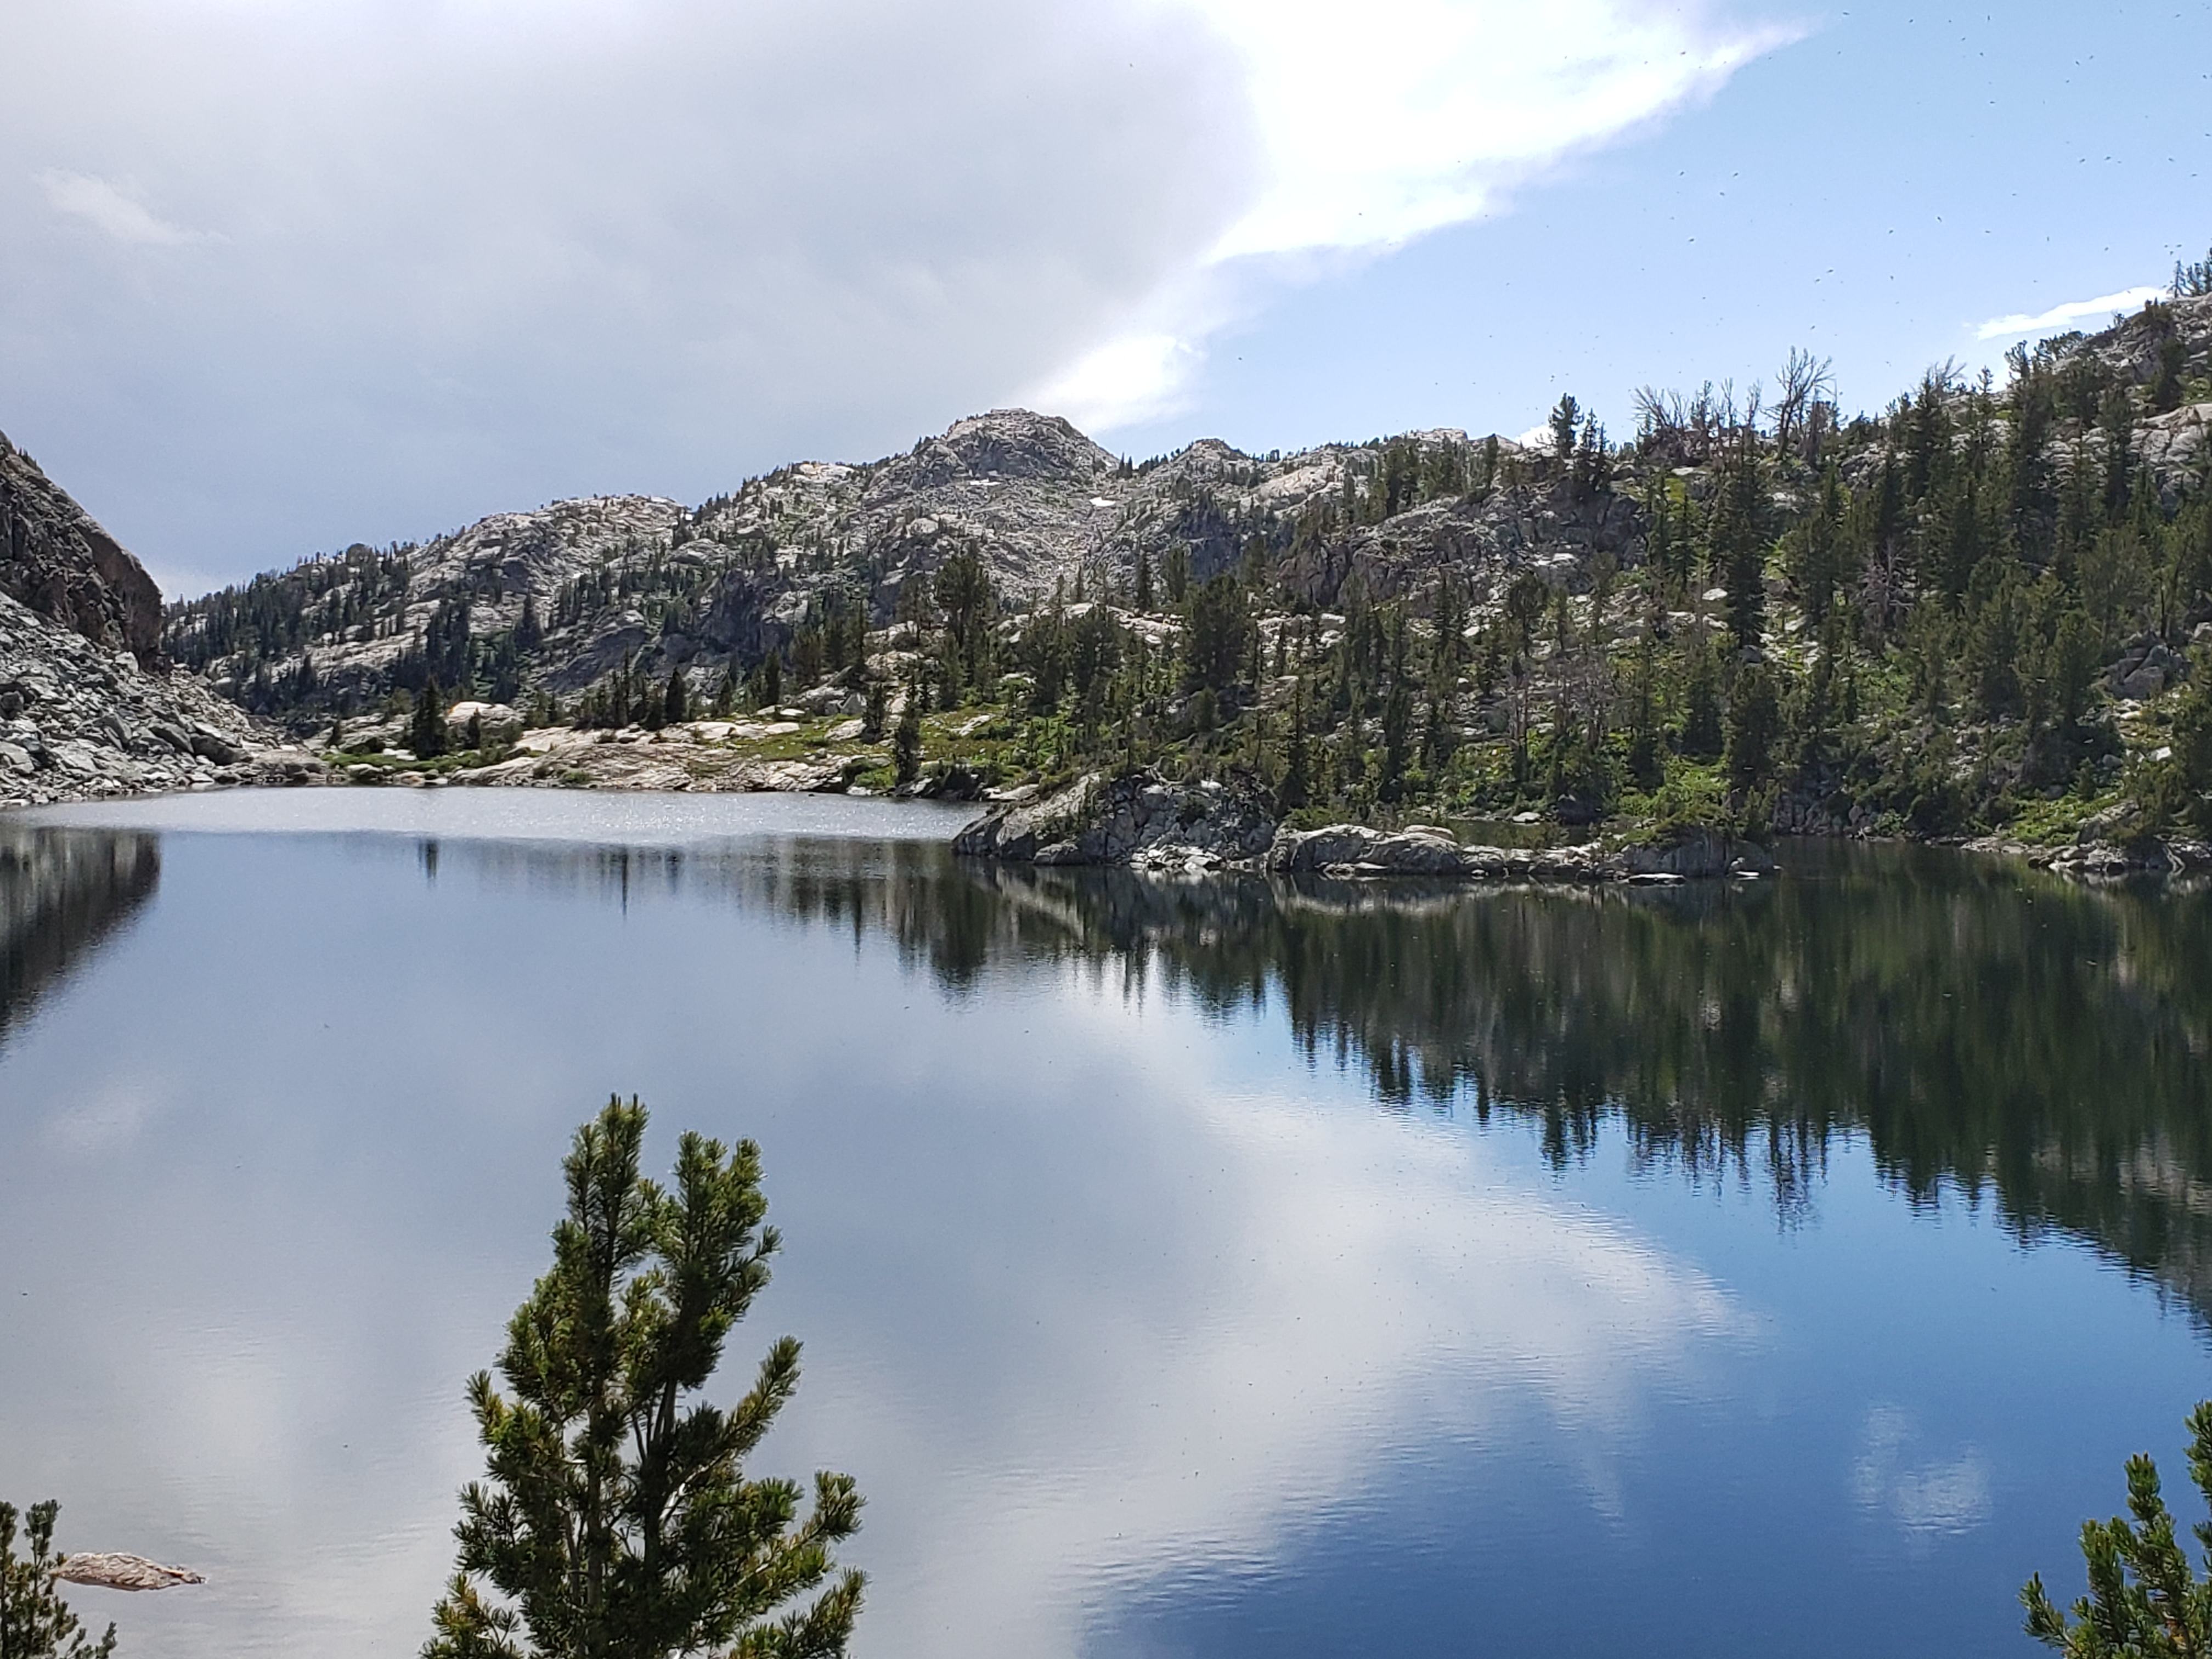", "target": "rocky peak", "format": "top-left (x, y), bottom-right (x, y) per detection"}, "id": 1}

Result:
top-left (0, 430), bottom-right (164, 664)
top-left (882, 409), bottom-right (1117, 492)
